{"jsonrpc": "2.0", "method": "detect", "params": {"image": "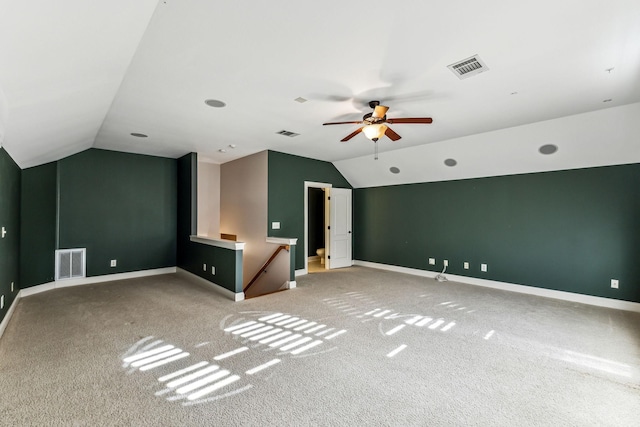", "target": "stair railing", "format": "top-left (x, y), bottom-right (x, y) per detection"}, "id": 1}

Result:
top-left (243, 245), bottom-right (290, 294)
